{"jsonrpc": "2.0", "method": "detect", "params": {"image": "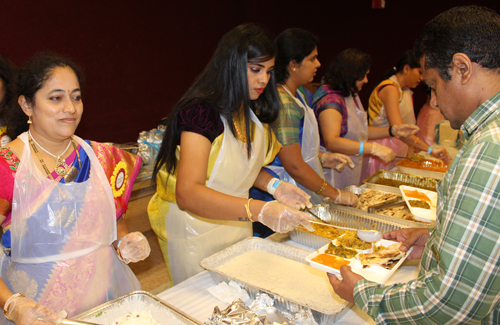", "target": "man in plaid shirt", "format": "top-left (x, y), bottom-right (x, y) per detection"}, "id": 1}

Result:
top-left (329, 6), bottom-right (500, 324)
